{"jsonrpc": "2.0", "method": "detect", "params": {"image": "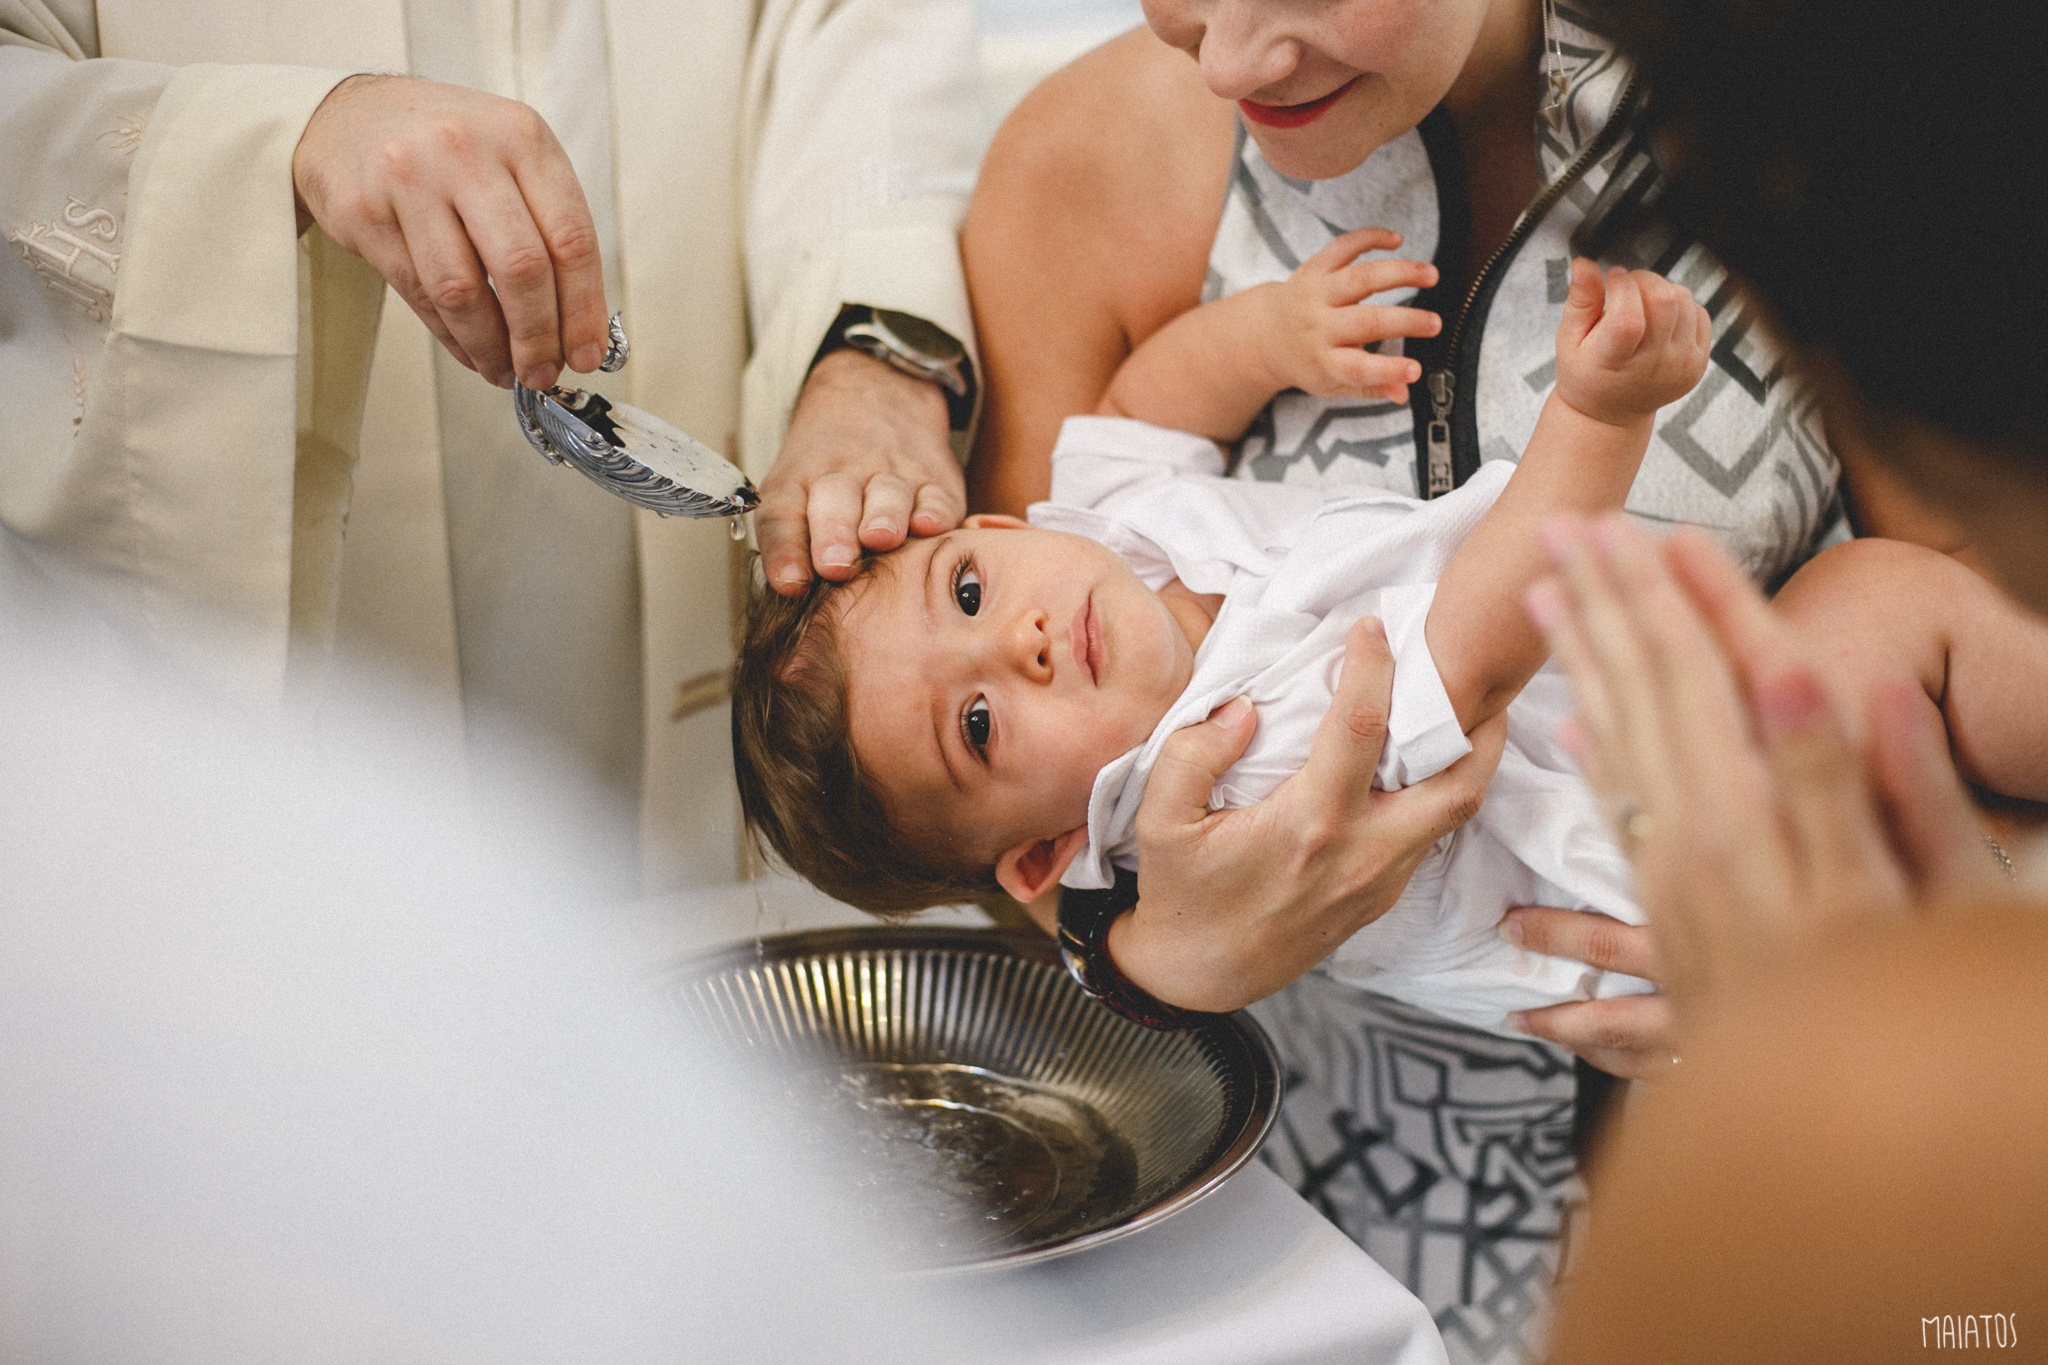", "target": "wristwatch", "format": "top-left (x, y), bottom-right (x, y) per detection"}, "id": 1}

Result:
top-left (813, 305), bottom-right (976, 431)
